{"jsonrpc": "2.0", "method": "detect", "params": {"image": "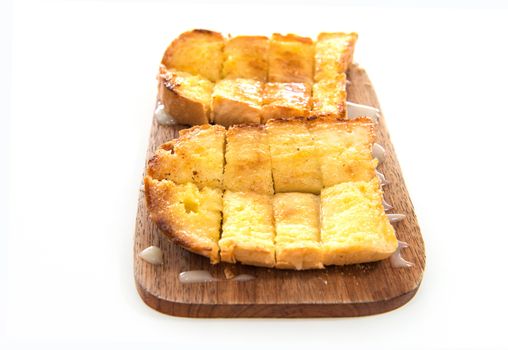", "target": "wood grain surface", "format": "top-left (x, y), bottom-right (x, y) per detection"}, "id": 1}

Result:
top-left (133, 64), bottom-right (426, 318)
